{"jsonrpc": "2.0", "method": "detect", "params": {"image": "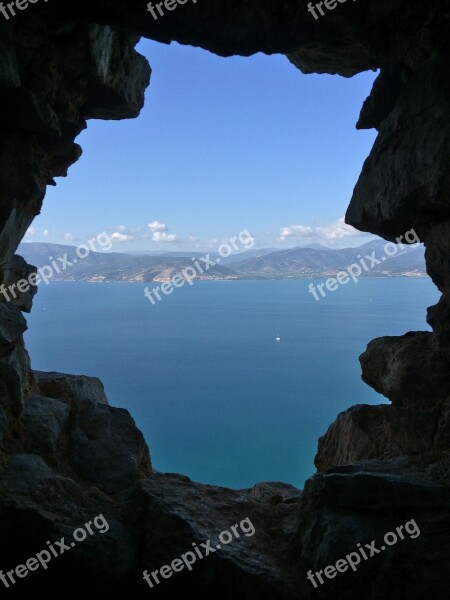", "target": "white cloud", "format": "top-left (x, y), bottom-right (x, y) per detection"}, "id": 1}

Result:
top-left (152, 231), bottom-right (177, 243)
top-left (110, 231), bottom-right (135, 243)
top-left (148, 221), bottom-right (167, 233)
top-left (92, 222), bottom-right (179, 245)
top-left (315, 217), bottom-right (361, 240)
top-left (146, 221), bottom-right (178, 242)
top-left (25, 227), bottom-right (37, 238)
top-left (42, 229), bottom-right (50, 238)
top-left (64, 233), bottom-right (78, 242)
top-left (279, 225), bottom-right (313, 241)
top-left (111, 225), bottom-right (141, 241)
top-left (278, 218), bottom-right (363, 245)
